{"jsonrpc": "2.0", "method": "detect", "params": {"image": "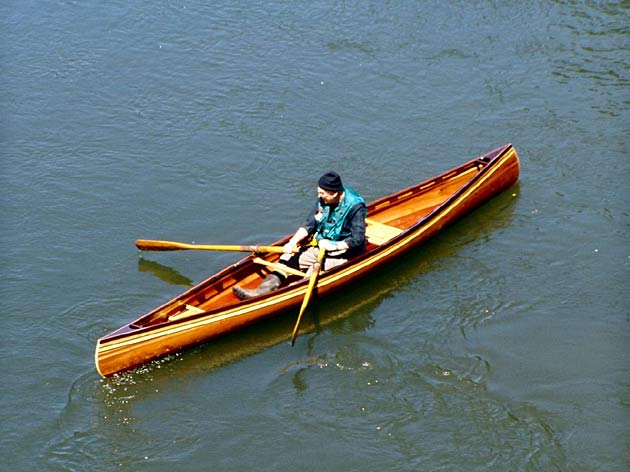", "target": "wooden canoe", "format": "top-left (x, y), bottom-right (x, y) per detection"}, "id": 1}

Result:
top-left (95, 144), bottom-right (520, 377)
